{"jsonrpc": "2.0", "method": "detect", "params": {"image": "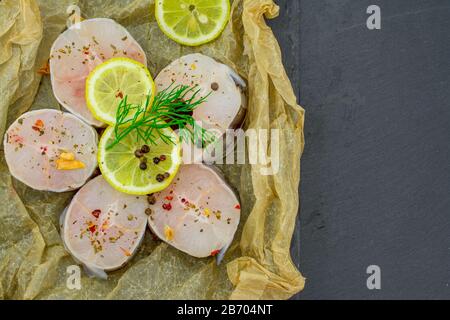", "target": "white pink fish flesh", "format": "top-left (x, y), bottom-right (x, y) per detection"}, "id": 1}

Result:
top-left (50, 18), bottom-right (147, 126)
top-left (3, 109), bottom-right (98, 192)
top-left (147, 164), bottom-right (241, 258)
top-left (155, 53), bottom-right (247, 163)
top-left (60, 175), bottom-right (148, 279)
